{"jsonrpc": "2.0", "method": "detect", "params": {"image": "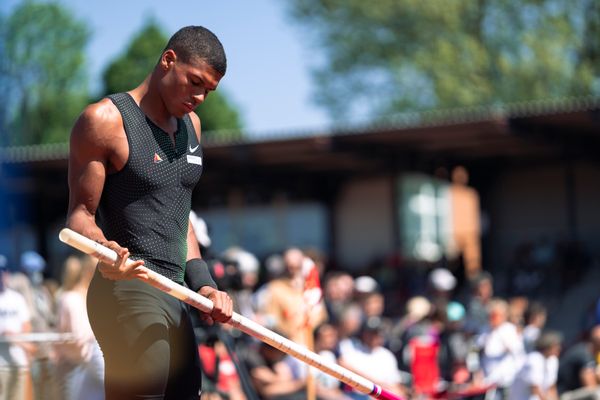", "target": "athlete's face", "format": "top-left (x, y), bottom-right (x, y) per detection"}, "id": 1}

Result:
top-left (159, 50), bottom-right (223, 118)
